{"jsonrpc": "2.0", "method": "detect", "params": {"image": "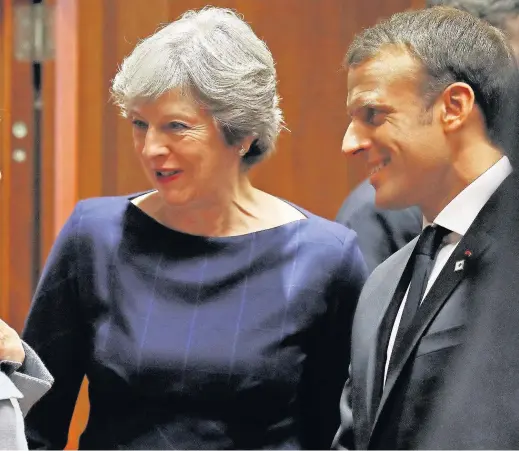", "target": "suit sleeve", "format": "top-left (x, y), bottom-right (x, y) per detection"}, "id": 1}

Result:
top-left (22, 203), bottom-right (89, 450)
top-left (299, 234), bottom-right (368, 449)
